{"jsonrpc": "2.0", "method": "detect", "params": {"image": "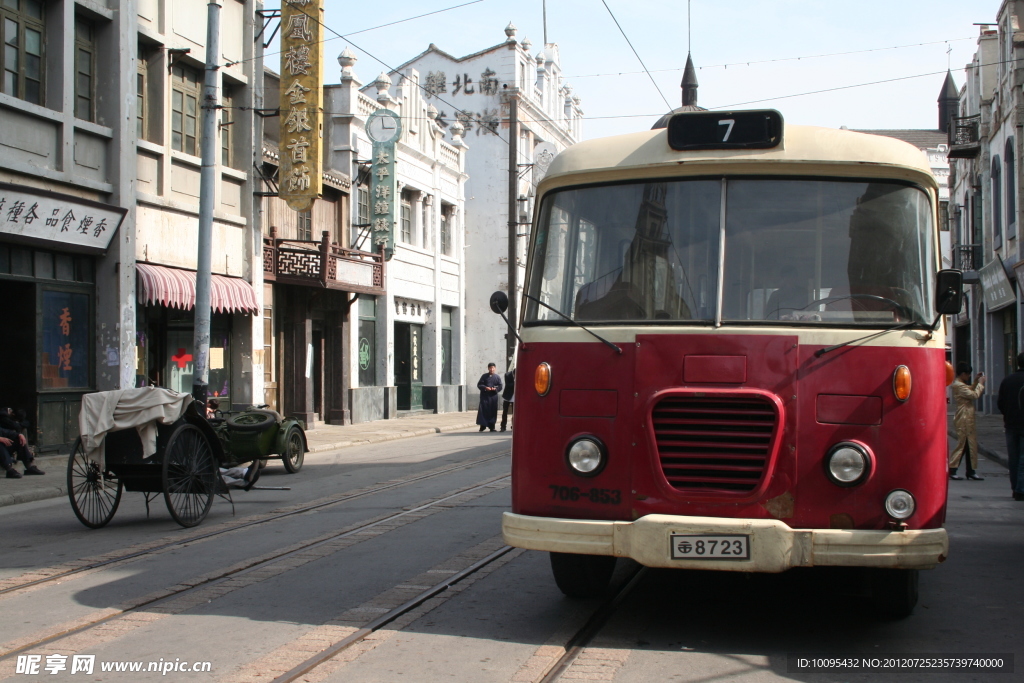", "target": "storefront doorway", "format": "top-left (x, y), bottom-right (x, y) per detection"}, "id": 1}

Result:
top-left (0, 248), bottom-right (96, 451)
top-left (395, 322), bottom-right (423, 411)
